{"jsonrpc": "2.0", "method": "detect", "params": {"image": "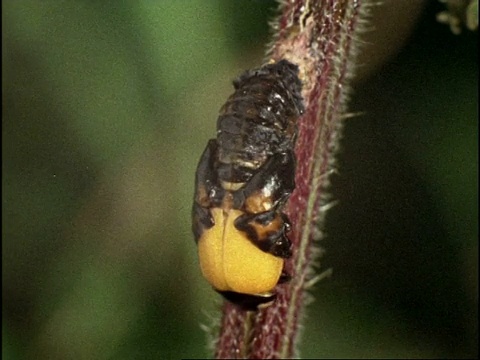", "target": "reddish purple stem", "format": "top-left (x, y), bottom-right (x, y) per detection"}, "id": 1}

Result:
top-left (215, 1), bottom-right (367, 358)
